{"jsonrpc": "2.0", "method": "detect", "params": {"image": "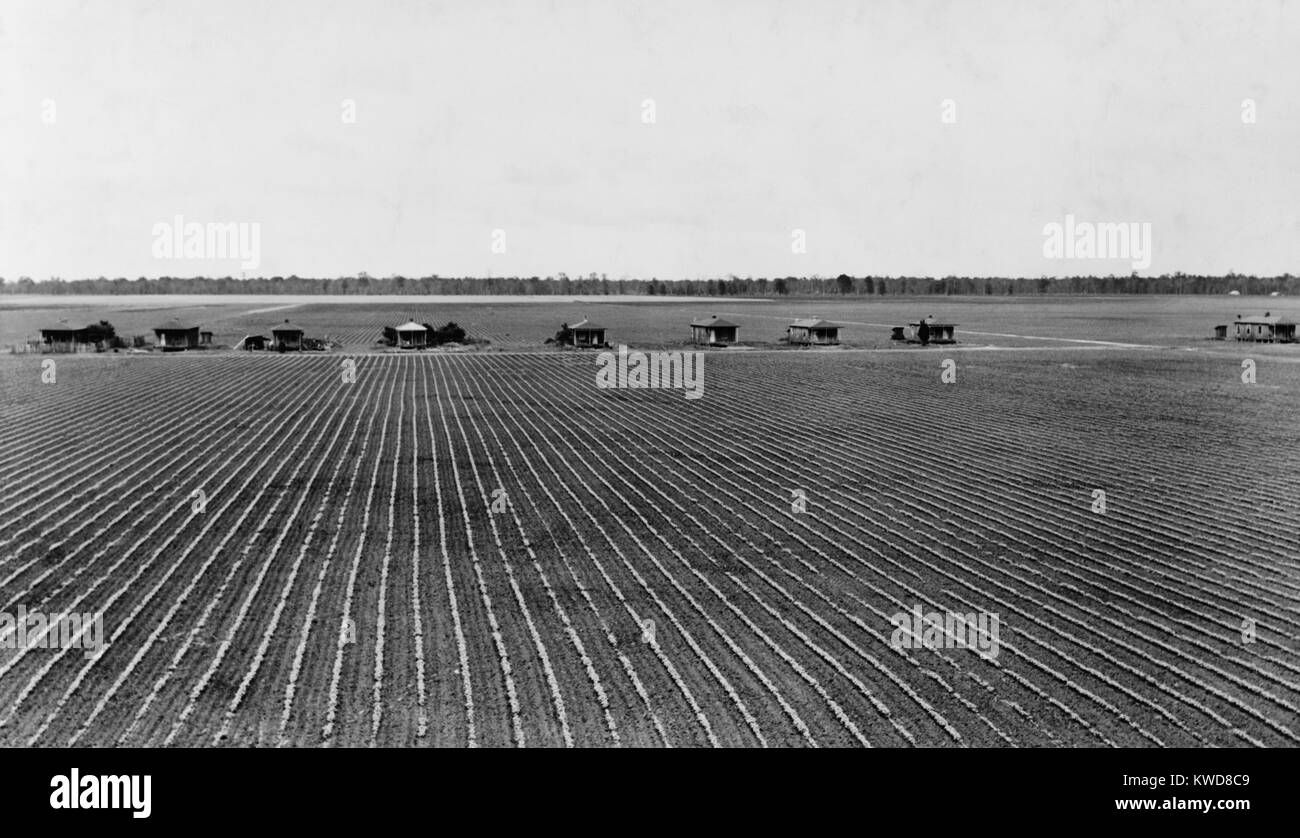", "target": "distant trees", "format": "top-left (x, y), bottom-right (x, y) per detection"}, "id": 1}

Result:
top-left (2, 272), bottom-right (1298, 298)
